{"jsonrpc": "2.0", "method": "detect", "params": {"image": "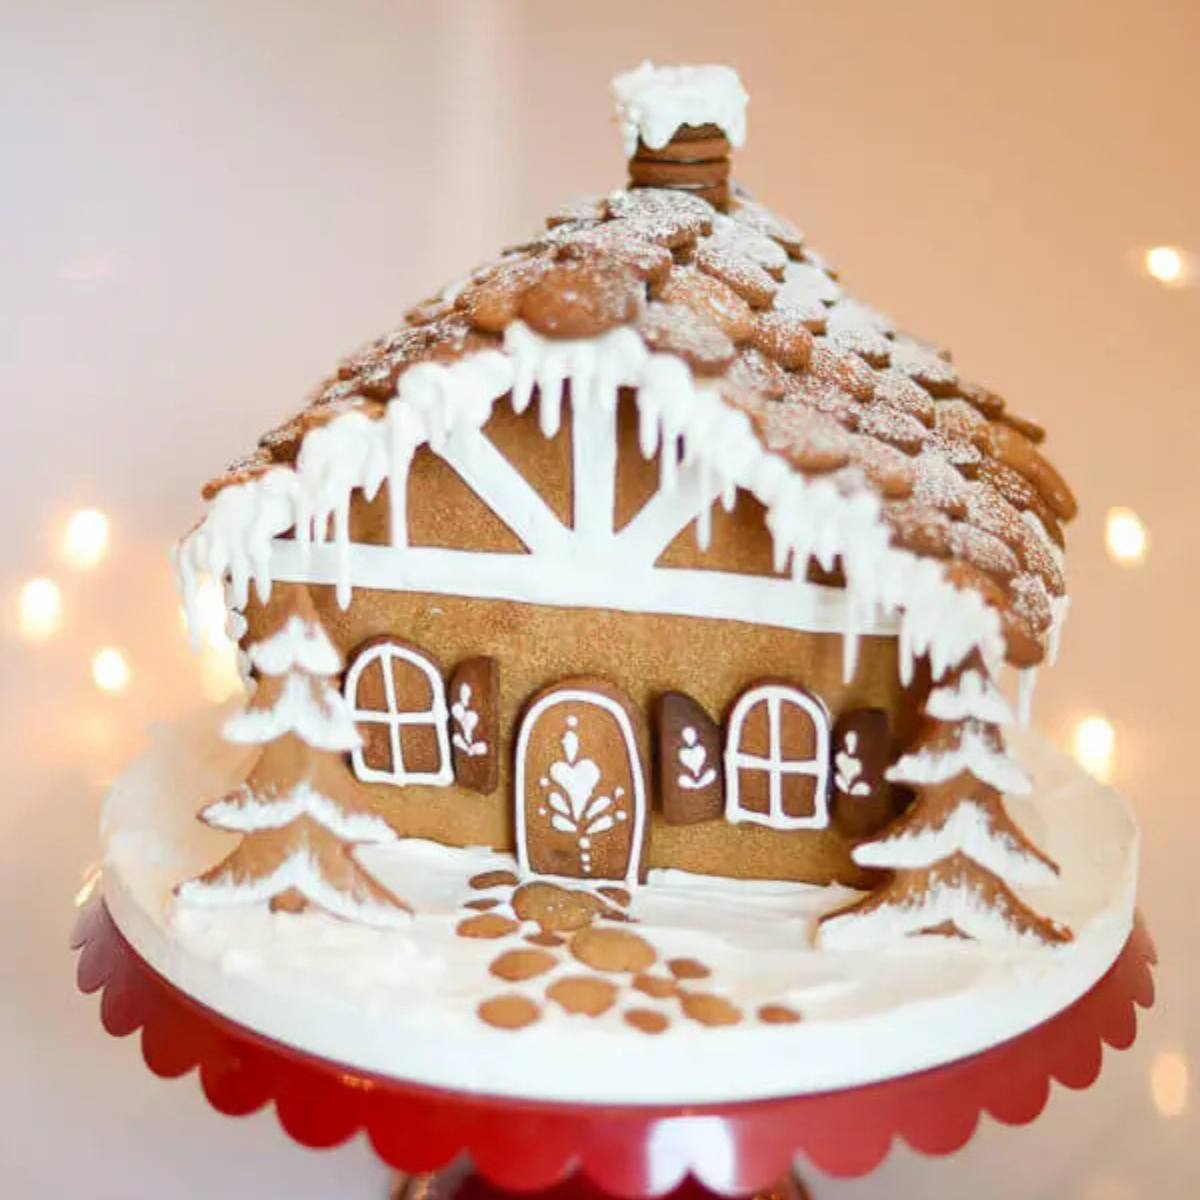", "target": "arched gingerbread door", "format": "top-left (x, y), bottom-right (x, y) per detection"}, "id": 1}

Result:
top-left (514, 679), bottom-right (648, 887)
